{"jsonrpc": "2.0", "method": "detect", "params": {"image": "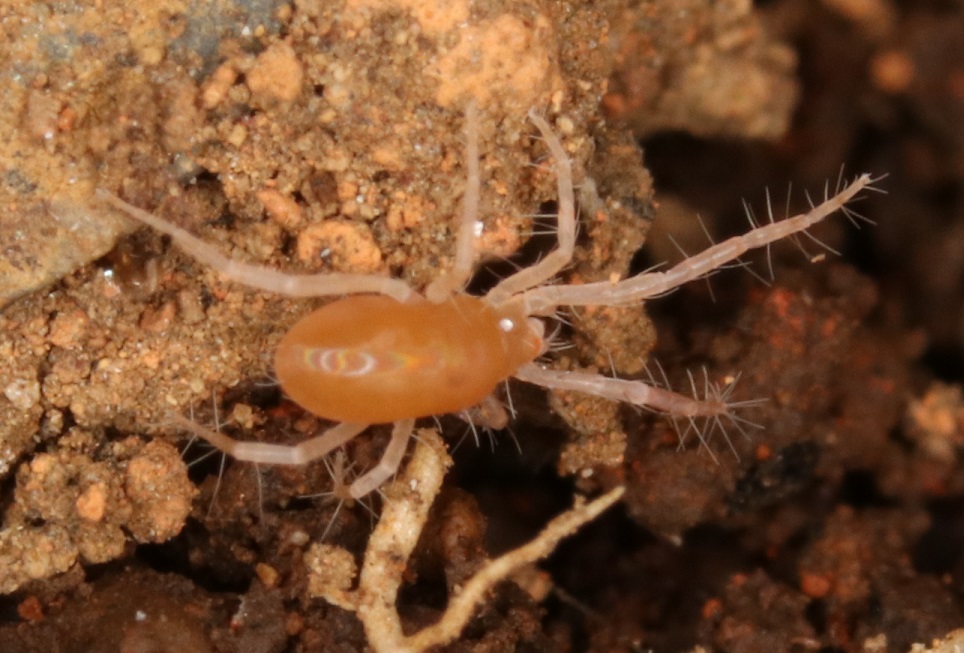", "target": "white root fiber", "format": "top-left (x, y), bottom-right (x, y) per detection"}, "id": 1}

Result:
top-left (305, 428), bottom-right (624, 653)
